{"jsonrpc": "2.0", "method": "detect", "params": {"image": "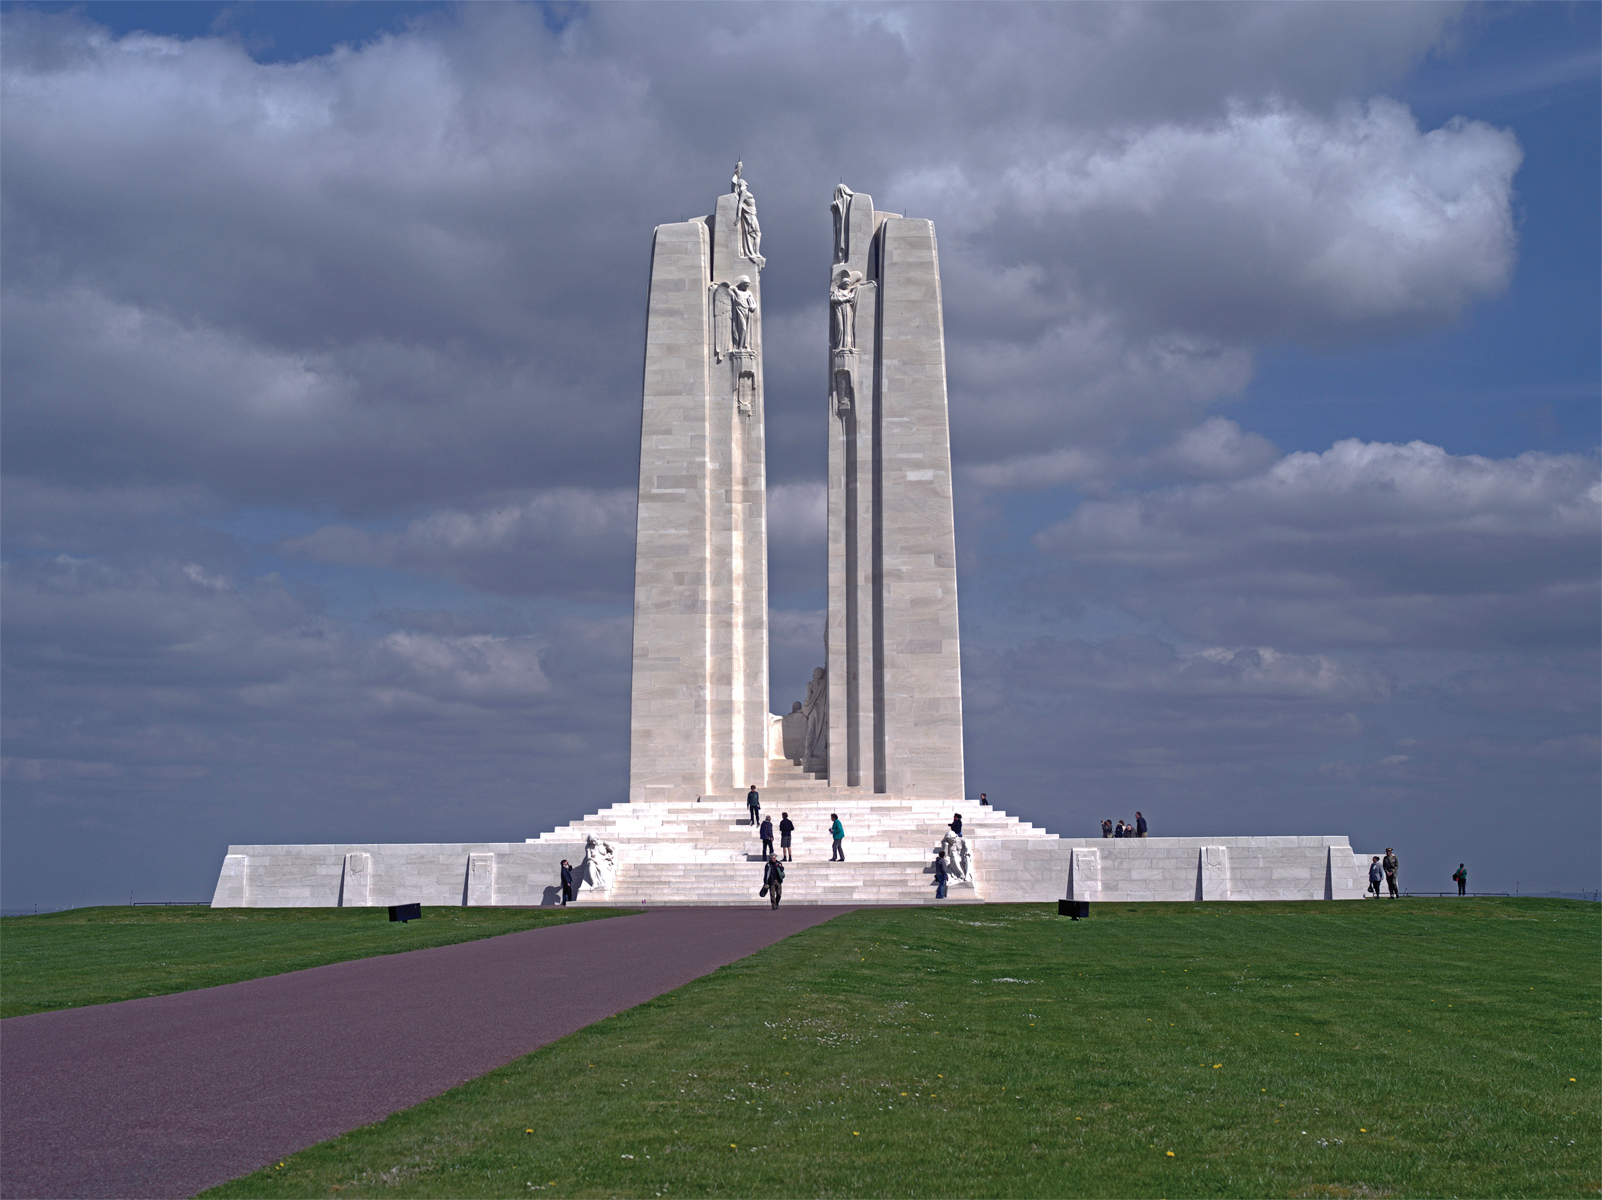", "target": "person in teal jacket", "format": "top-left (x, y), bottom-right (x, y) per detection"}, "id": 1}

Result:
top-left (829, 813), bottom-right (845, 861)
